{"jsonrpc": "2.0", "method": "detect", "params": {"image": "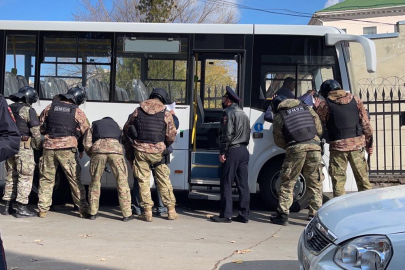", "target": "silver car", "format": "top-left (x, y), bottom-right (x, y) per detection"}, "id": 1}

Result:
top-left (298, 185), bottom-right (405, 270)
